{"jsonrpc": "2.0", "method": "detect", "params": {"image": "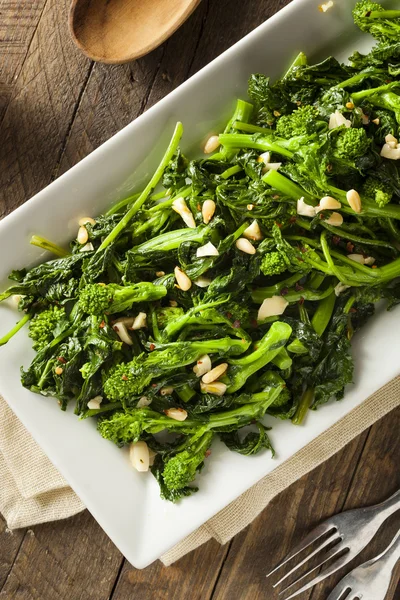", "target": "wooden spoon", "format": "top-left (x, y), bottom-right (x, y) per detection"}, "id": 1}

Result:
top-left (69, 0), bottom-right (201, 64)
